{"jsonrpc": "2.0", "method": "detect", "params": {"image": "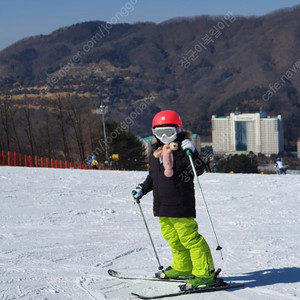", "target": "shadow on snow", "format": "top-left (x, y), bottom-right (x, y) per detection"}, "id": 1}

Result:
top-left (224, 267), bottom-right (300, 288)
